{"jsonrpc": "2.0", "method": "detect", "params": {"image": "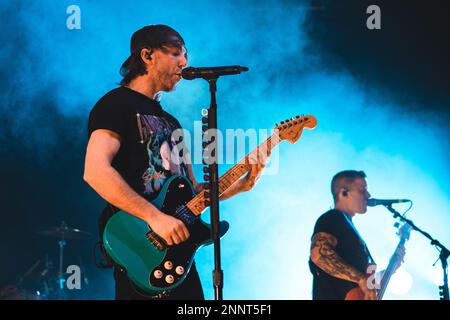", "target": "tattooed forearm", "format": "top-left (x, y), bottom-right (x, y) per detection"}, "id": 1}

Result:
top-left (311, 232), bottom-right (365, 283)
